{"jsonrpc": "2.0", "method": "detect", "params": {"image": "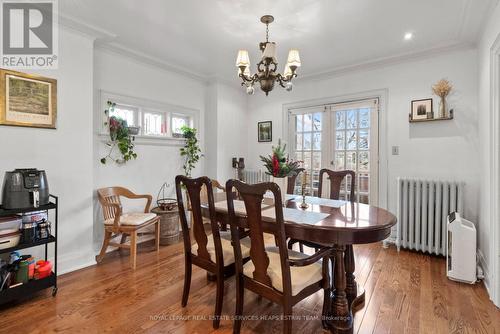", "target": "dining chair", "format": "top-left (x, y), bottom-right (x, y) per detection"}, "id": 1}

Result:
top-left (286, 168), bottom-right (305, 195)
top-left (288, 169), bottom-right (356, 252)
top-left (226, 180), bottom-right (331, 334)
top-left (175, 175), bottom-right (251, 329)
top-left (95, 186), bottom-right (160, 270)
